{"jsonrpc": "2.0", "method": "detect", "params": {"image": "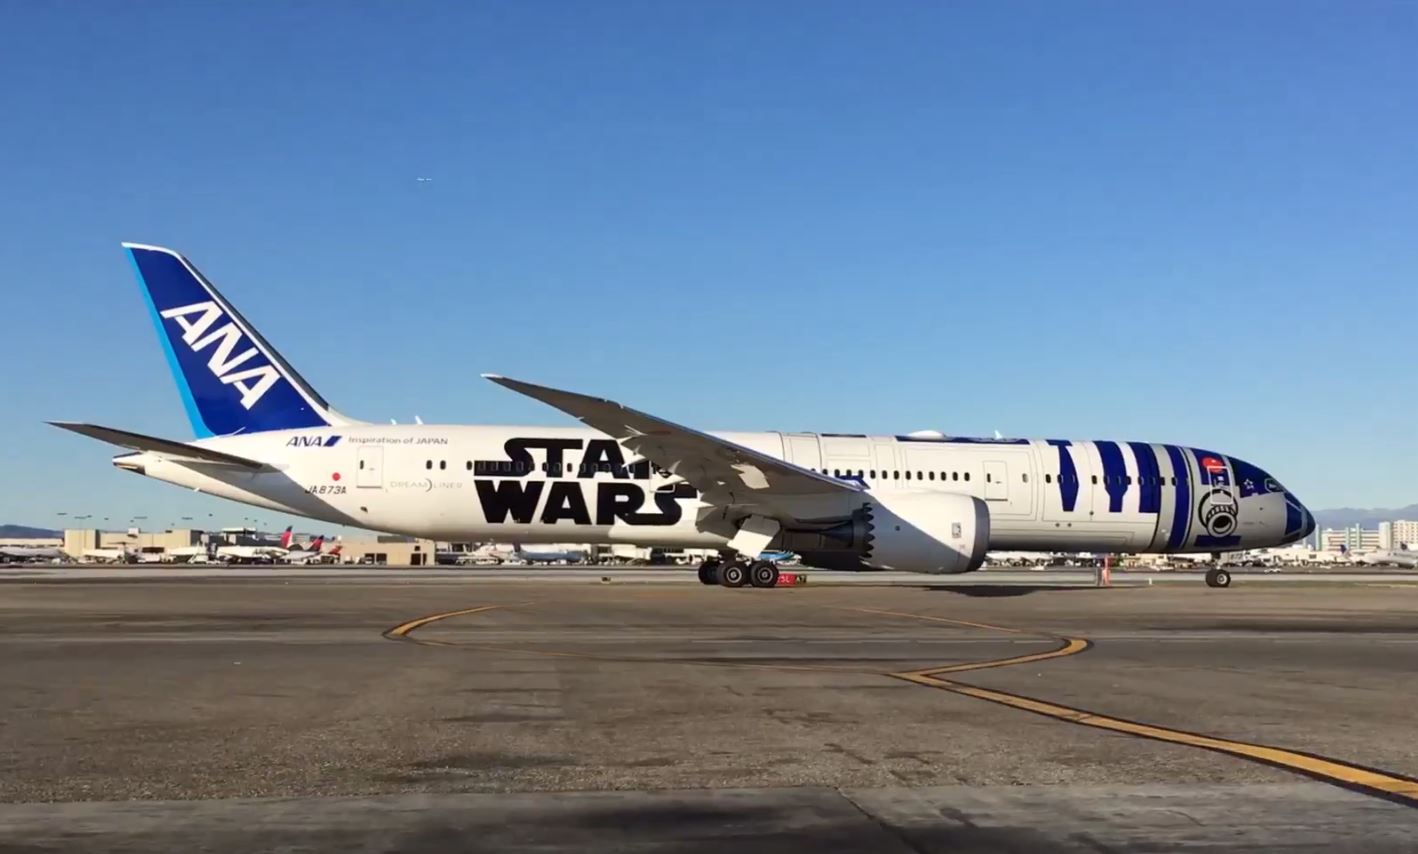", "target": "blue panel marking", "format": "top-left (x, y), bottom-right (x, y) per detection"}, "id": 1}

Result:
top-left (1229, 456), bottom-right (1275, 498)
top-left (1192, 448), bottom-right (1228, 487)
top-left (1046, 440), bottom-right (1078, 512)
top-left (1095, 441), bottom-right (1128, 513)
top-left (324, 435), bottom-right (342, 448)
top-left (1128, 441), bottom-right (1160, 514)
top-left (127, 248), bottom-right (211, 438)
top-left (1165, 445), bottom-right (1191, 550)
